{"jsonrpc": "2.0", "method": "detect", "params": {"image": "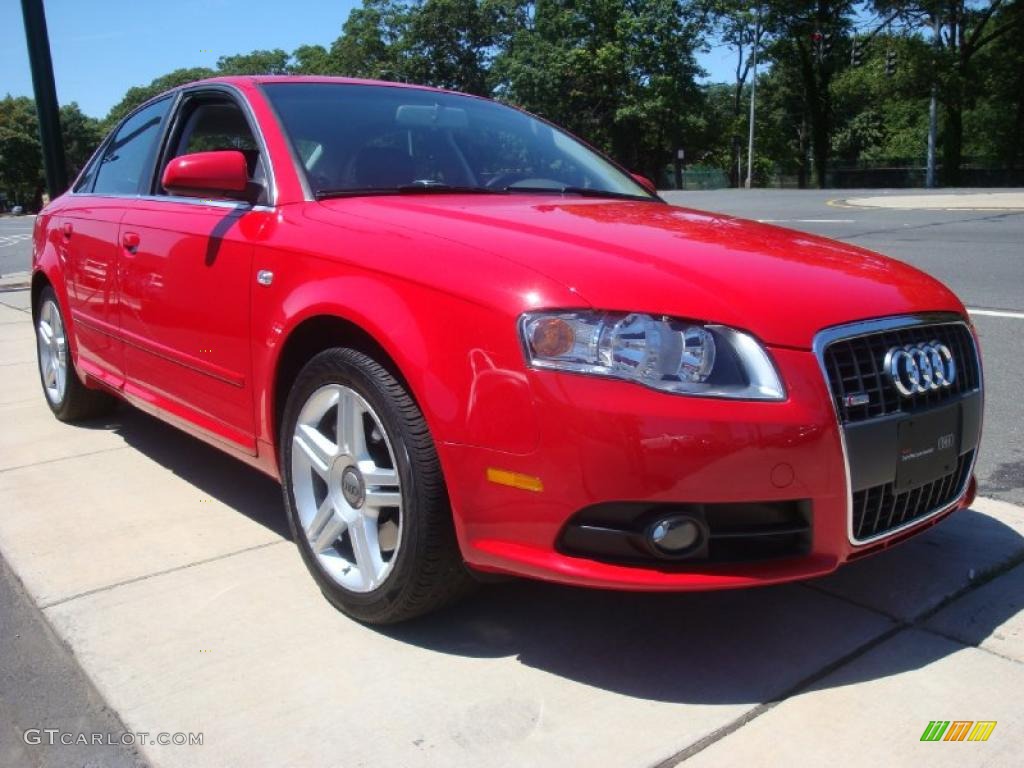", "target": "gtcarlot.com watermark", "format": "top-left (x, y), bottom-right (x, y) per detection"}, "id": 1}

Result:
top-left (24, 729), bottom-right (203, 747)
